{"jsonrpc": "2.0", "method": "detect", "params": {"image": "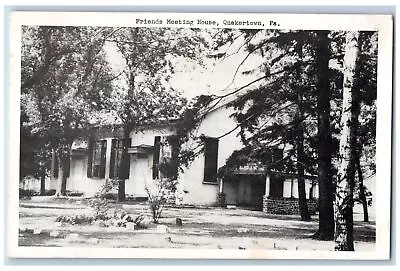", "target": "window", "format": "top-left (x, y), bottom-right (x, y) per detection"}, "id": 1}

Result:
top-left (87, 140), bottom-right (106, 178)
top-left (152, 135), bottom-right (180, 180)
top-left (152, 136), bottom-right (161, 179)
top-left (203, 137), bottom-right (219, 183)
